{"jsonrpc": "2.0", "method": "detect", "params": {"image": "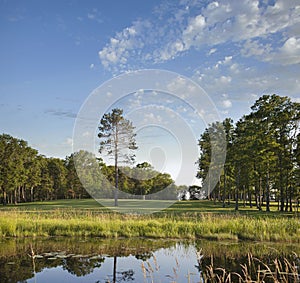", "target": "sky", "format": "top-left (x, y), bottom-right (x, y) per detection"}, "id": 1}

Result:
top-left (1, 0), bottom-right (300, 186)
